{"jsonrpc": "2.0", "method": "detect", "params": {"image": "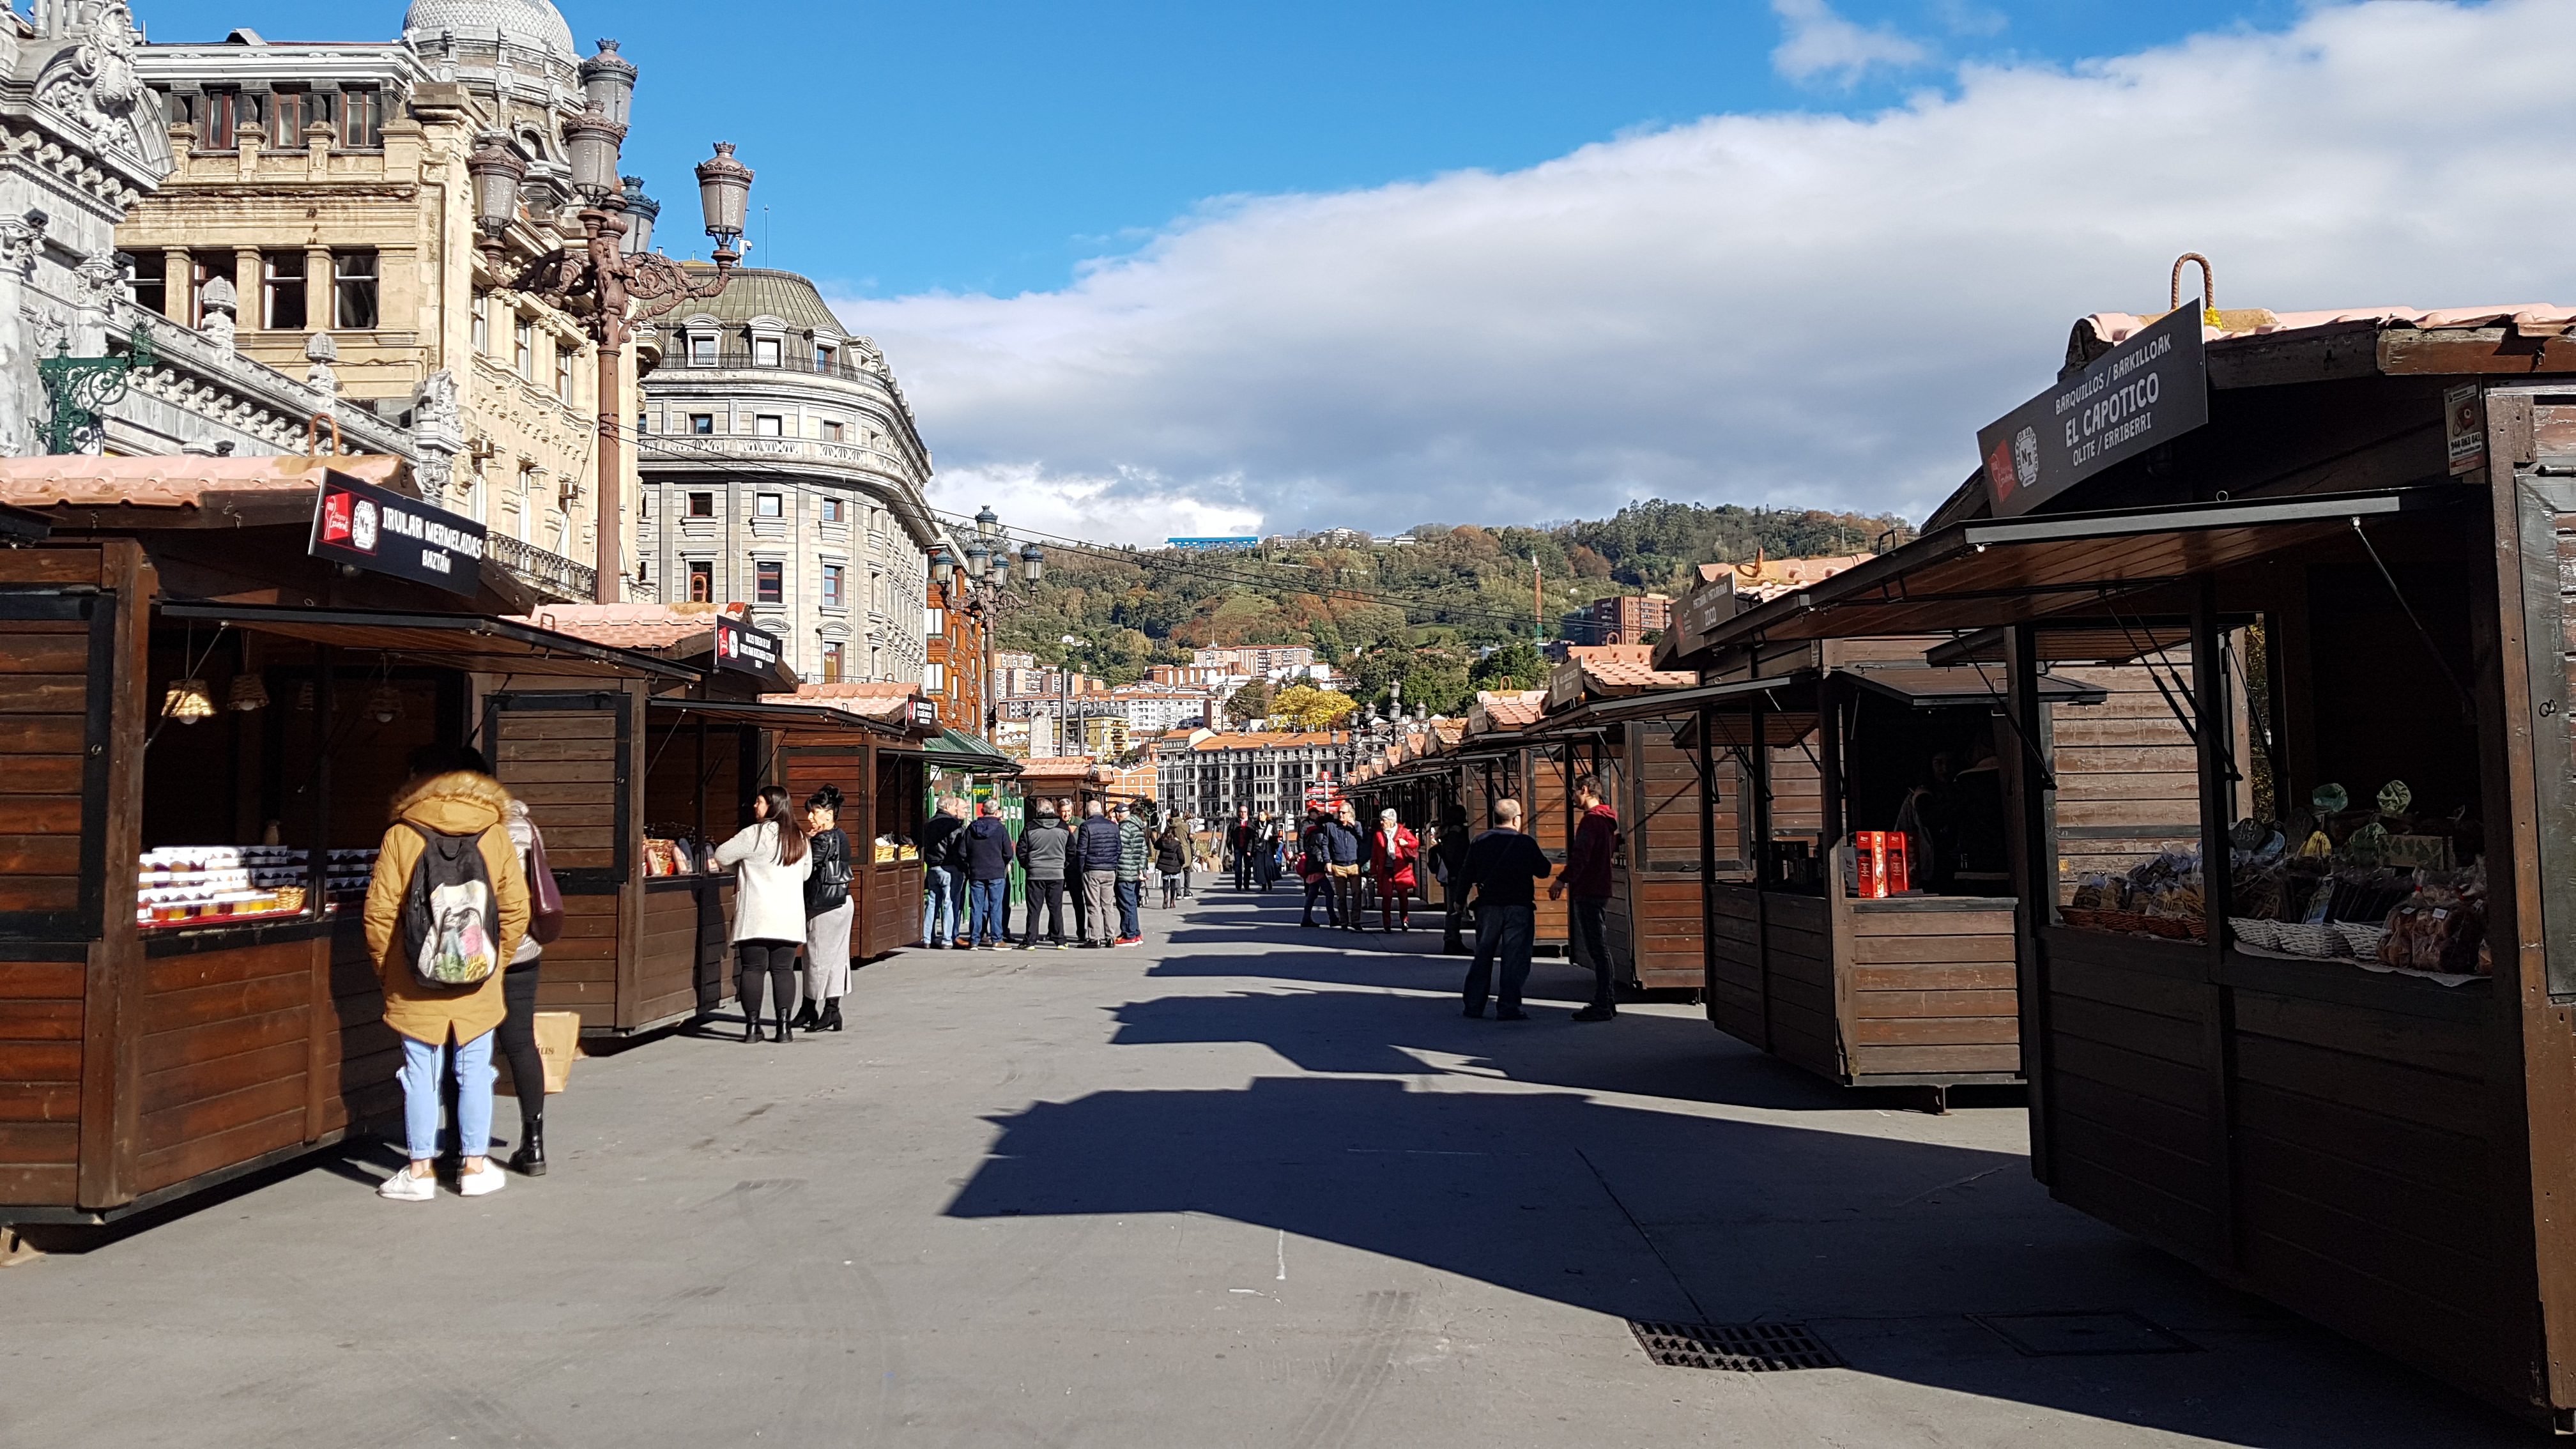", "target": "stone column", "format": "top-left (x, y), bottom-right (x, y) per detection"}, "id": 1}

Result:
top-left (0, 216), bottom-right (44, 456)
top-left (162, 247), bottom-right (190, 325)
top-left (234, 247), bottom-right (263, 331)
top-left (306, 245), bottom-right (334, 330)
